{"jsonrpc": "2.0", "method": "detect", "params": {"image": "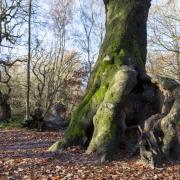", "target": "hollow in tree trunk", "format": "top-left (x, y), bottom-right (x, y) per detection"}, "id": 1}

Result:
top-left (49, 0), bottom-right (179, 166)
